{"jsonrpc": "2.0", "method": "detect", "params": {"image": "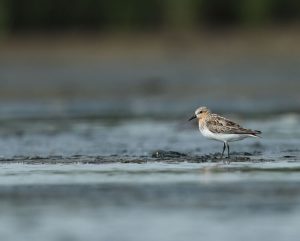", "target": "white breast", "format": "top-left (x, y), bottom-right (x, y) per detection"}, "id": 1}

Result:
top-left (198, 124), bottom-right (250, 142)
